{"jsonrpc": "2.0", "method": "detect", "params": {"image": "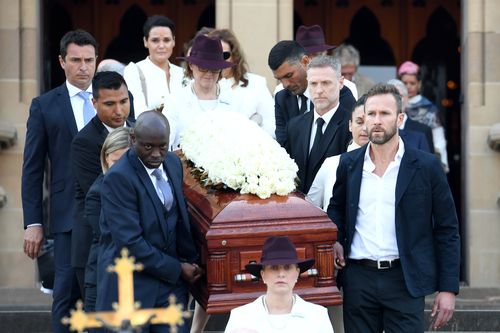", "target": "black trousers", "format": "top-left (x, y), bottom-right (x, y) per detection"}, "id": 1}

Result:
top-left (343, 262), bottom-right (425, 333)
